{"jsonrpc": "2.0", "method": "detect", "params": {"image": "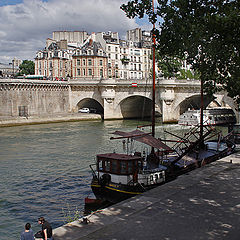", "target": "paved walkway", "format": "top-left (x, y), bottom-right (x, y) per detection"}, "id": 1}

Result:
top-left (0, 113), bottom-right (102, 127)
top-left (53, 150), bottom-right (240, 240)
